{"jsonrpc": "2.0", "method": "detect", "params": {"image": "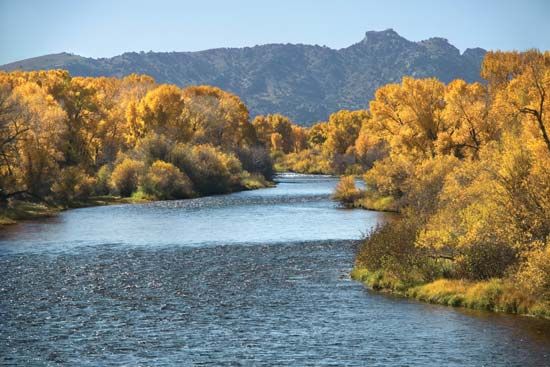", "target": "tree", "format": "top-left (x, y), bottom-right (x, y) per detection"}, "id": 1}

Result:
top-left (53, 77), bottom-right (105, 168)
top-left (441, 80), bottom-right (499, 158)
top-left (506, 51), bottom-right (550, 153)
top-left (354, 125), bottom-right (387, 169)
top-left (323, 110), bottom-right (368, 156)
top-left (291, 125), bottom-right (308, 152)
top-left (270, 133), bottom-right (284, 152)
top-left (0, 69), bottom-right (274, 210)
top-left (370, 77), bottom-right (447, 159)
top-left (11, 81), bottom-right (66, 197)
top-left (308, 121), bottom-right (328, 147)
top-left (252, 114), bottom-right (295, 153)
top-left (0, 79), bottom-right (28, 198)
top-left (183, 86), bottom-right (255, 148)
top-left (134, 84), bottom-right (191, 142)
top-left (0, 77), bottom-right (66, 201)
